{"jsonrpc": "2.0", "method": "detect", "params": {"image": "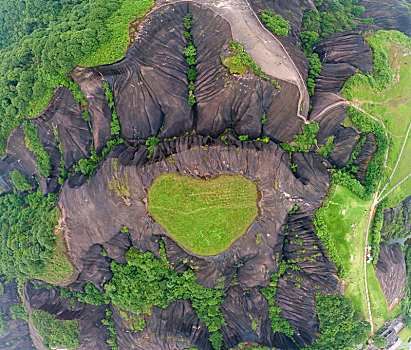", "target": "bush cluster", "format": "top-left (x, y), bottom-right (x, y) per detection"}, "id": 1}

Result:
top-left (260, 261), bottom-right (298, 338)
top-left (31, 309), bottom-right (79, 350)
top-left (0, 190), bottom-right (60, 280)
top-left (145, 136), bottom-right (160, 159)
top-left (316, 136), bottom-right (335, 157)
top-left (259, 10), bottom-right (290, 37)
top-left (23, 121), bottom-right (52, 178)
top-left (104, 244), bottom-right (226, 349)
top-left (183, 13), bottom-right (197, 106)
top-left (280, 121), bottom-right (319, 154)
top-left (9, 303), bottom-right (29, 322)
top-left (52, 125), bottom-right (68, 185)
top-left (306, 294), bottom-right (370, 350)
top-left (9, 170), bottom-right (32, 192)
top-left (346, 106), bottom-right (388, 196)
top-left (102, 309), bottom-right (118, 350)
top-left (223, 41), bottom-right (281, 89)
top-left (74, 138), bottom-right (125, 177)
top-left (102, 82), bottom-right (120, 136)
